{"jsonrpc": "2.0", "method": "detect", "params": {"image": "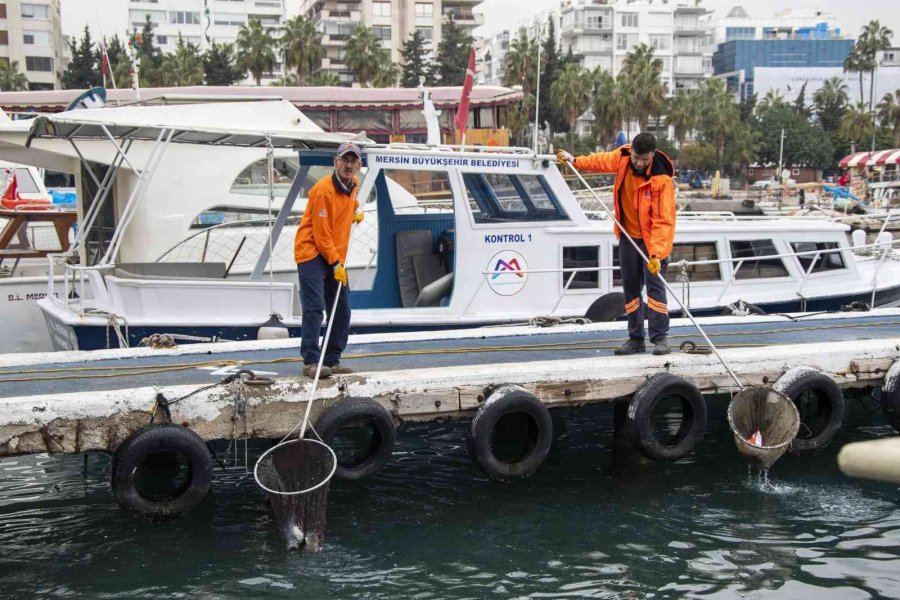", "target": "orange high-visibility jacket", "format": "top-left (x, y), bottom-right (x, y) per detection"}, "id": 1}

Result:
top-left (294, 172), bottom-right (359, 266)
top-left (573, 144), bottom-right (676, 260)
